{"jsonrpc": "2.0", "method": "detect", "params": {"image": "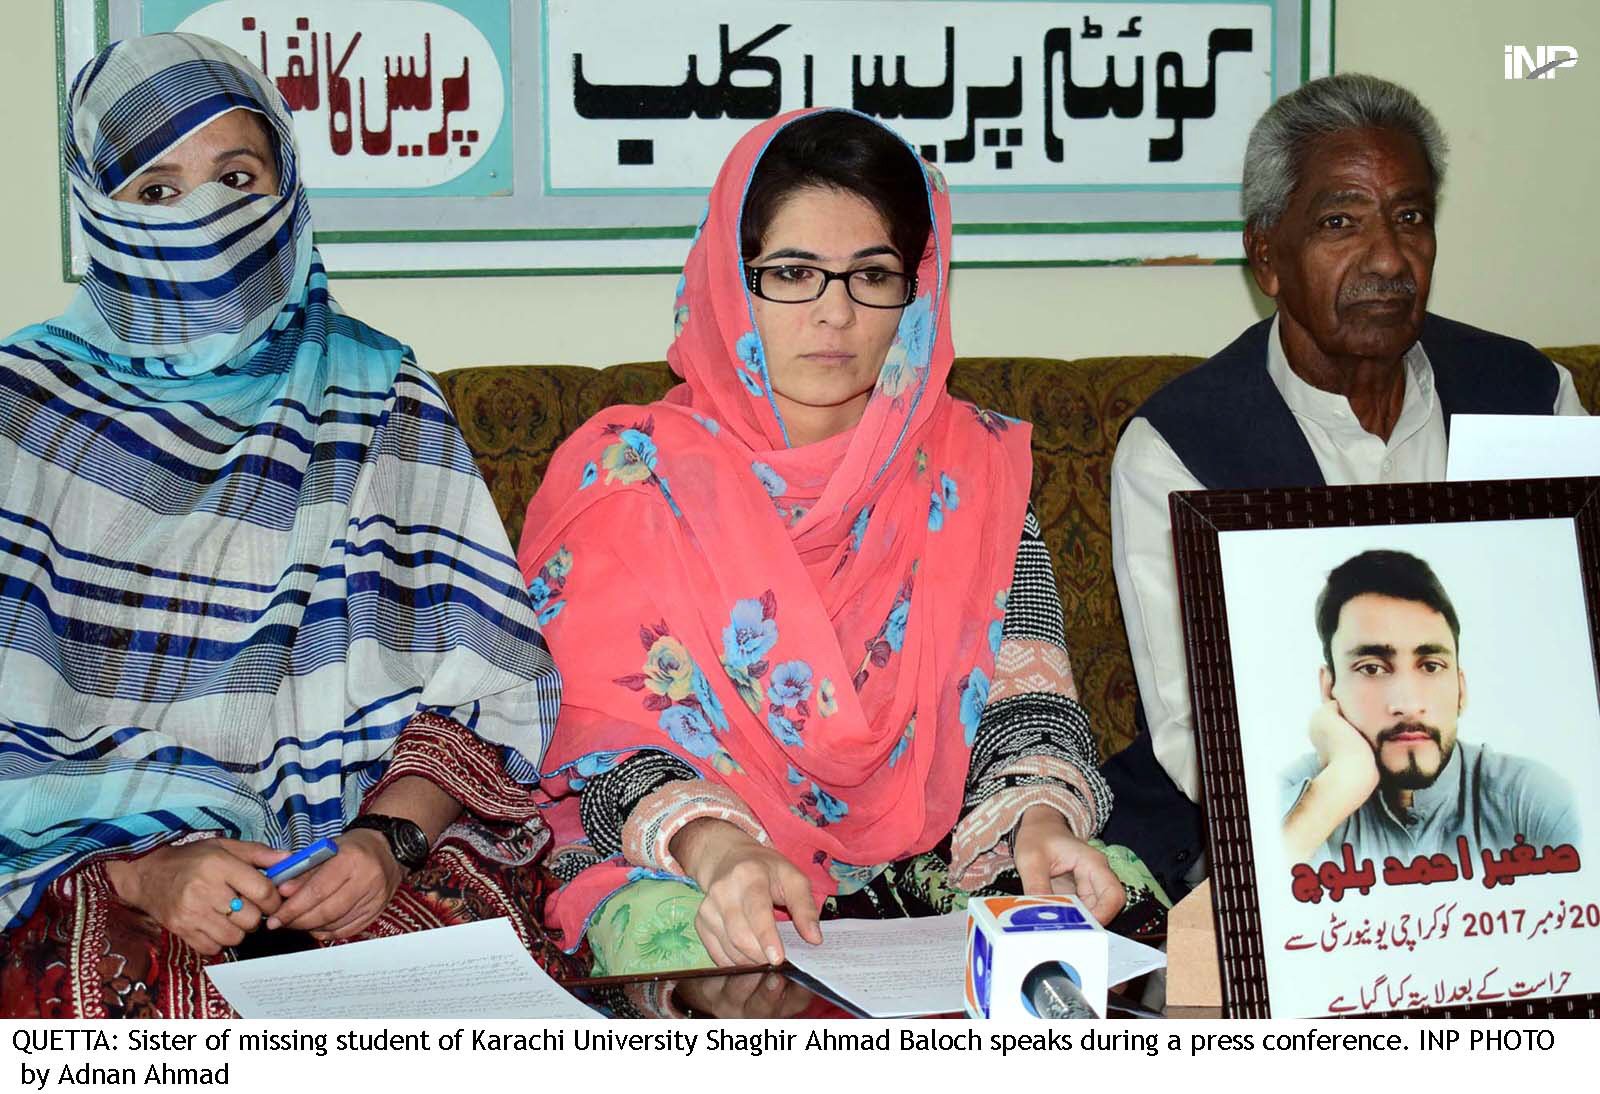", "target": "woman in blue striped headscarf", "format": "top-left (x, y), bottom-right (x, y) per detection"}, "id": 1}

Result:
top-left (0, 33), bottom-right (565, 1017)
